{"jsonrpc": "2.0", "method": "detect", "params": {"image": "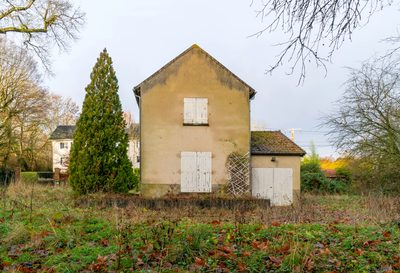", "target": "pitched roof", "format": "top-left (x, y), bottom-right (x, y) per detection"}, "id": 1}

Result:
top-left (251, 131), bottom-right (306, 156)
top-left (133, 44), bottom-right (256, 104)
top-left (49, 125), bottom-right (76, 140)
top-left (49, 124), bottom-right (140, 140)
